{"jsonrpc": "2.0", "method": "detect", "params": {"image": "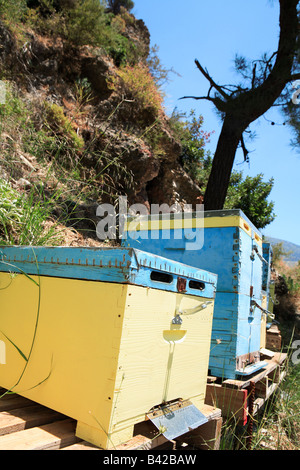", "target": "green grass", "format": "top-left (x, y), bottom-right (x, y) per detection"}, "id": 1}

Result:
top-left (218, 345), bottom-right (300, 450)
top-left (0, 179), bottom-right (63, 246)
